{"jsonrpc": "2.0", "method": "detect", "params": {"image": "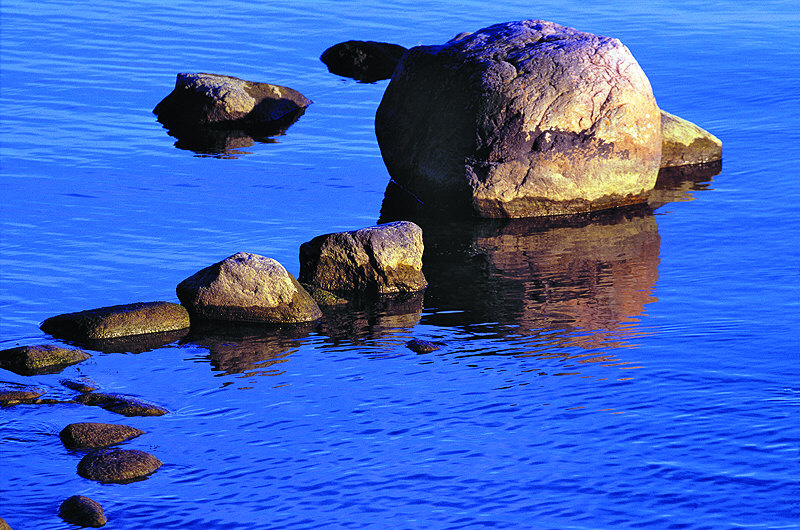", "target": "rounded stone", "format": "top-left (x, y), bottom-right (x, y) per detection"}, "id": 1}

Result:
top-left (74, 392), bottom-right (169, 417)
top-left (58, 495), bottom-right (107, 527)
top-left (77, 448), bottom-right (162, 483)
top-left (60, 422), bottom-right (145, 450)
top-left (376, 20), bottom-right (662, 218)
top-left (0, 344), bottom-right (90, 375)
top-left (177, 252), bottom-right (322, 323)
